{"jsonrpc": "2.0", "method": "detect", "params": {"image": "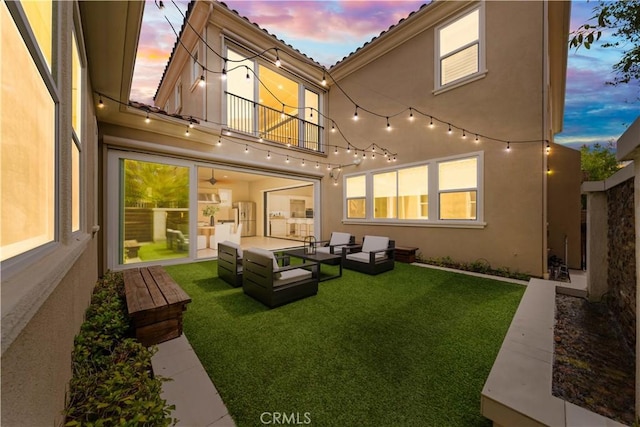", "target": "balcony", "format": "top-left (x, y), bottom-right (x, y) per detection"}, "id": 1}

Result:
top-left (226, 92), bottom-right (323, 153)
